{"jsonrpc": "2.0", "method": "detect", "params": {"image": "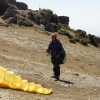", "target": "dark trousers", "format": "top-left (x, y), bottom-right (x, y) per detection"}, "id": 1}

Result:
top-left (51, 56), bottom-right (61, 76)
